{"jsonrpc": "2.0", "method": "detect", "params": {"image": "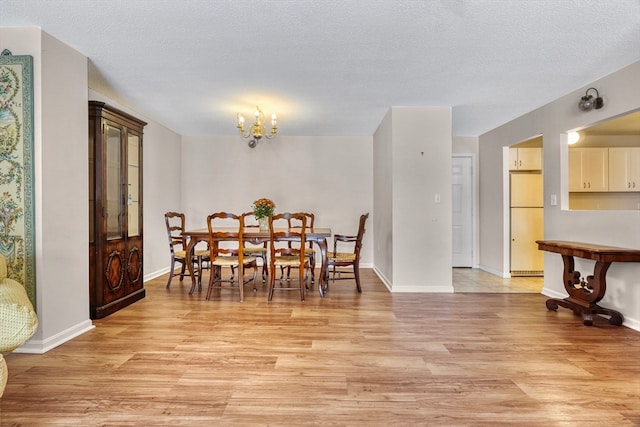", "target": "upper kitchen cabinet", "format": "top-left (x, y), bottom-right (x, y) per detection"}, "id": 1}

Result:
top-left (609, 147), bottom-right (640, 192)
top-left (569, 147), bottom-right (608, 192)
top-left (509, 147), bottom-right (542, 171)
top-left (567, 110), bottom-right (640, 210)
